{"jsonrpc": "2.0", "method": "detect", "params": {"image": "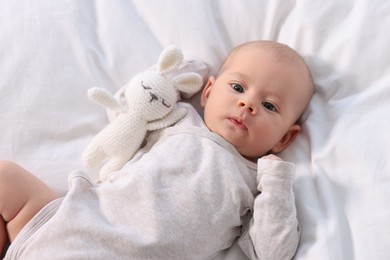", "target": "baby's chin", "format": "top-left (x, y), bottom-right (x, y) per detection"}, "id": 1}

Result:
top-left (243, 155), bottom-right (259, 163)
top-left (232, 144), bottom-right (265, 162)
top-left (206, 124), bottom-right (265, 161)
top-left (239, 148), bottom-right (265, 162)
